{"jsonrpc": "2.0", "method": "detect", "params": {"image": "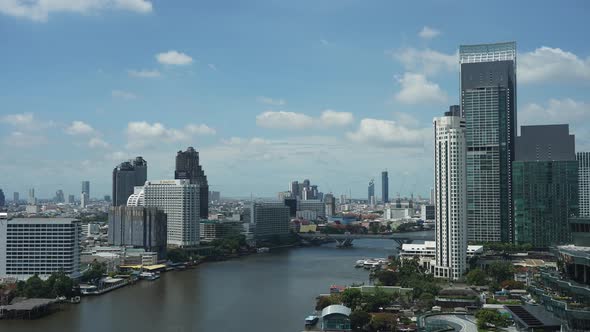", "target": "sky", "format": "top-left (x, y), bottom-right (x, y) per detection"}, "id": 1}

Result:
top-left (1, 0), bottom-right (590, 200)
